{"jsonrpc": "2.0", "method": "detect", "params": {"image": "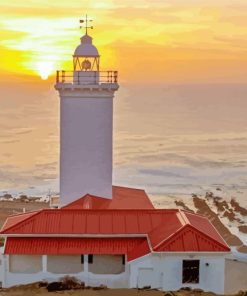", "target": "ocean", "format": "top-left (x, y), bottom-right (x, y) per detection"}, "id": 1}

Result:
top-left (113, 83), bottom-right (247, 206)
top-left (0, 81), bottom-right (247, 207)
